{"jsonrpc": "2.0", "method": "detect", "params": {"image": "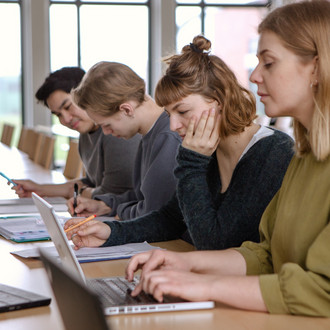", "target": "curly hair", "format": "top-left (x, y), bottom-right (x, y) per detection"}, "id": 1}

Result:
top-left (155, 35), bottom-right (256, 138)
